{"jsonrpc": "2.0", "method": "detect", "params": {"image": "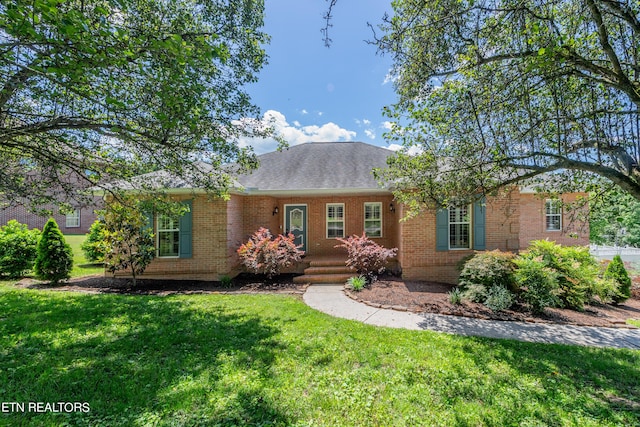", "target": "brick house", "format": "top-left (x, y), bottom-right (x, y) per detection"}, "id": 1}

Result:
top-left (136, 141), bottom-right (588, 284)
